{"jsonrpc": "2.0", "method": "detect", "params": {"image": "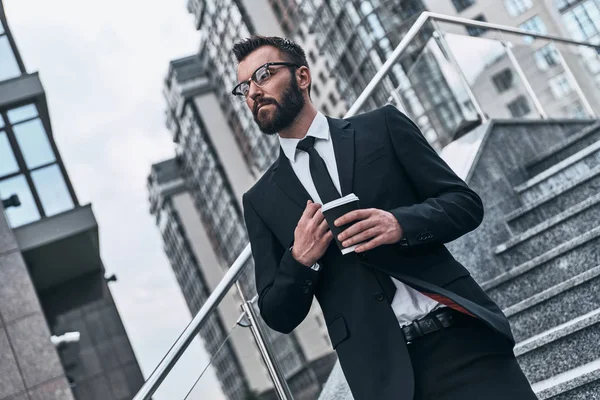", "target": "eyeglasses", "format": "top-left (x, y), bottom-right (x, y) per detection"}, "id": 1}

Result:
top-left (232, 62), bottom-right (300, 100)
